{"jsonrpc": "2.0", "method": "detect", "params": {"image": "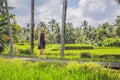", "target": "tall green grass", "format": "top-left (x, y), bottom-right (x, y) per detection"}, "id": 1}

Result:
top-left (0, 57), bottom-right (120, 80)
